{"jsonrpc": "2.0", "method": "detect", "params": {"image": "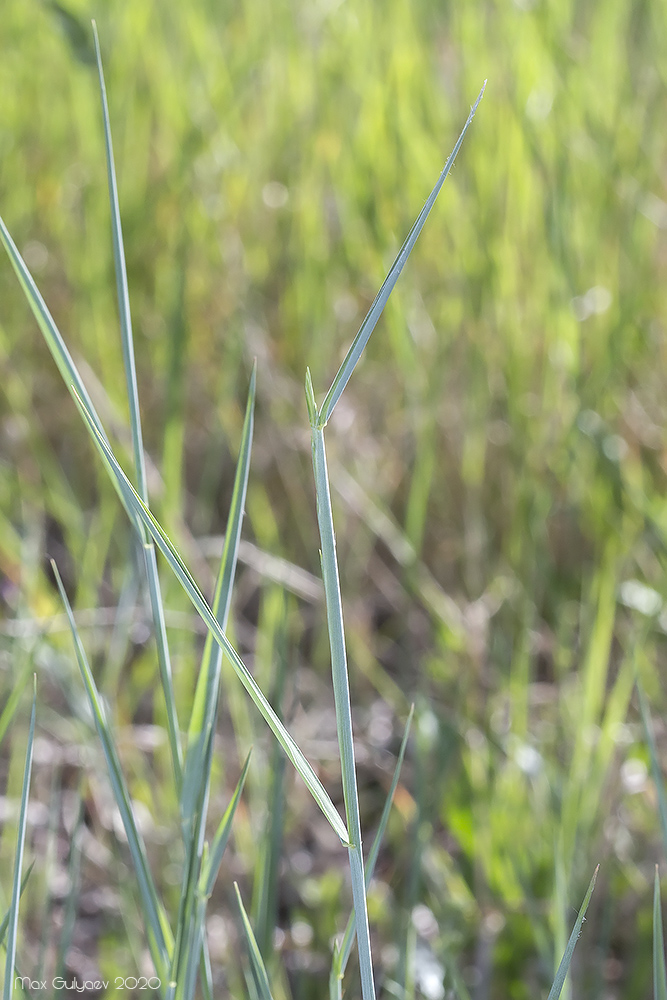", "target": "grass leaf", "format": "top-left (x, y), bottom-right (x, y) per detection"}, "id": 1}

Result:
top-left (203, 751), bottom-right (252, 896)
top-left (0, 865), bottom-right (34, 951)
top-left (51, 561), bottom-right (173, 981)
top-left (92, 19), bottom-right (182, 787)
top-left (311, 425), bottom-right (375, 999)
top-left (546, 865), bottom-right (598, 1000)
top-left (0, 213), bottom-right (143, 539)
top-left (333, 705), bottom-right (414, 985)
top-left (655, 867), bottom-right (667, 1000)
top-left (182, 363), bottom-right (256, 827)
top-left (3, 680), bottom-right (36, 1000)
top-left (69, 385), bottom-right (350, 847)
top-left (317, 82), bottom-right (486, 427)
top-left (234, 883), bottom-right (275, 1000)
